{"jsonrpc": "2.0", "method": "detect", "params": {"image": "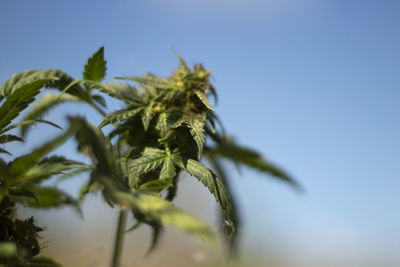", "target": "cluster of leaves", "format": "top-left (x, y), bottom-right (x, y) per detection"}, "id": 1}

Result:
top-left (71, 47), bottom-right (300, 255)
top-left (0, 46), bottom-right (299, 266)
top-left (0, 59), bottom-right (98, 265)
